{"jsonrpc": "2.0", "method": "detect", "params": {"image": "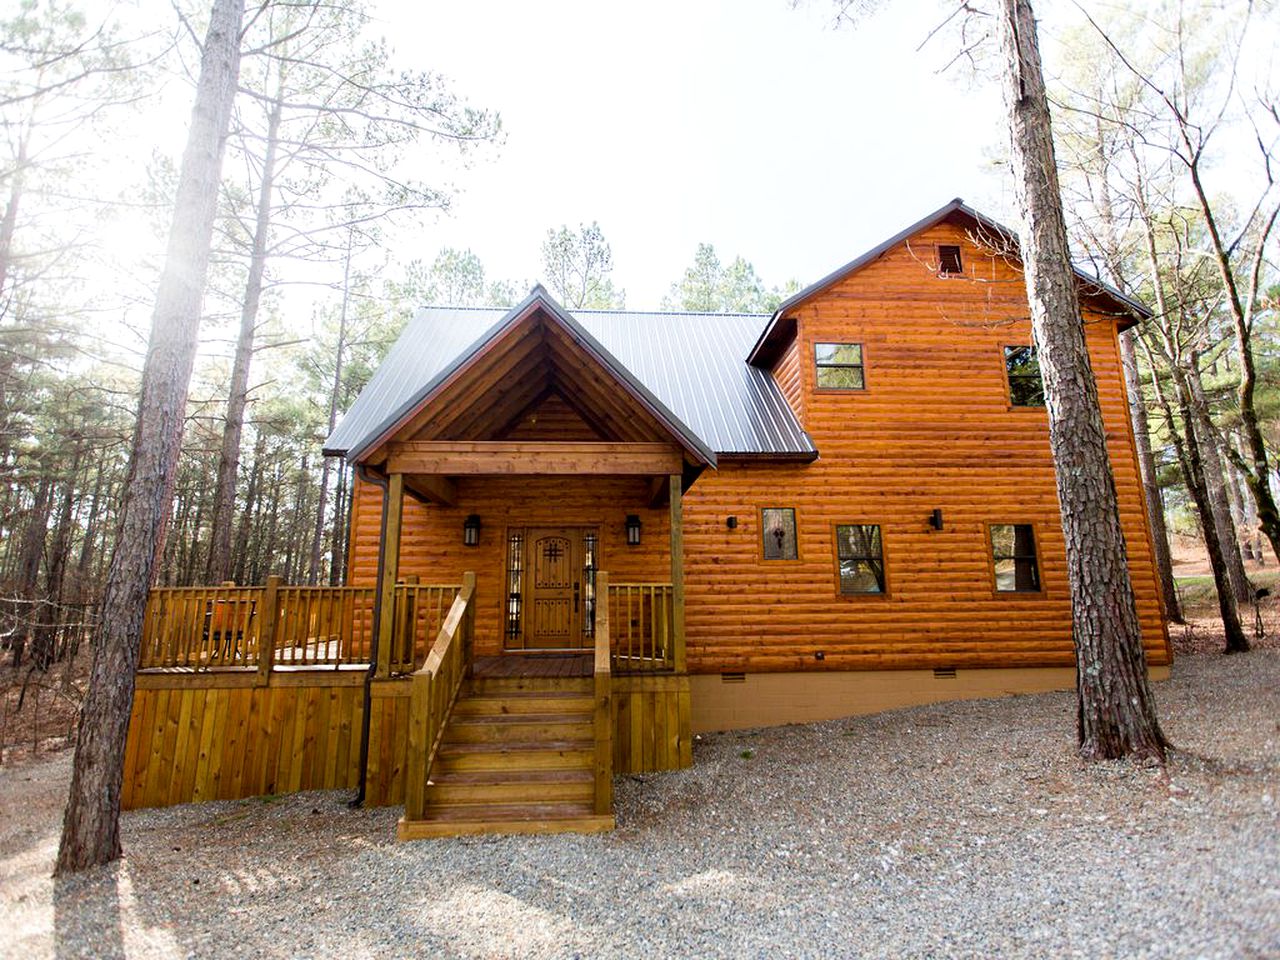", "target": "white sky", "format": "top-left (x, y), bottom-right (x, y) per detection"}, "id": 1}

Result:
top-left (368, 0), bottom-right (1011, 308)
